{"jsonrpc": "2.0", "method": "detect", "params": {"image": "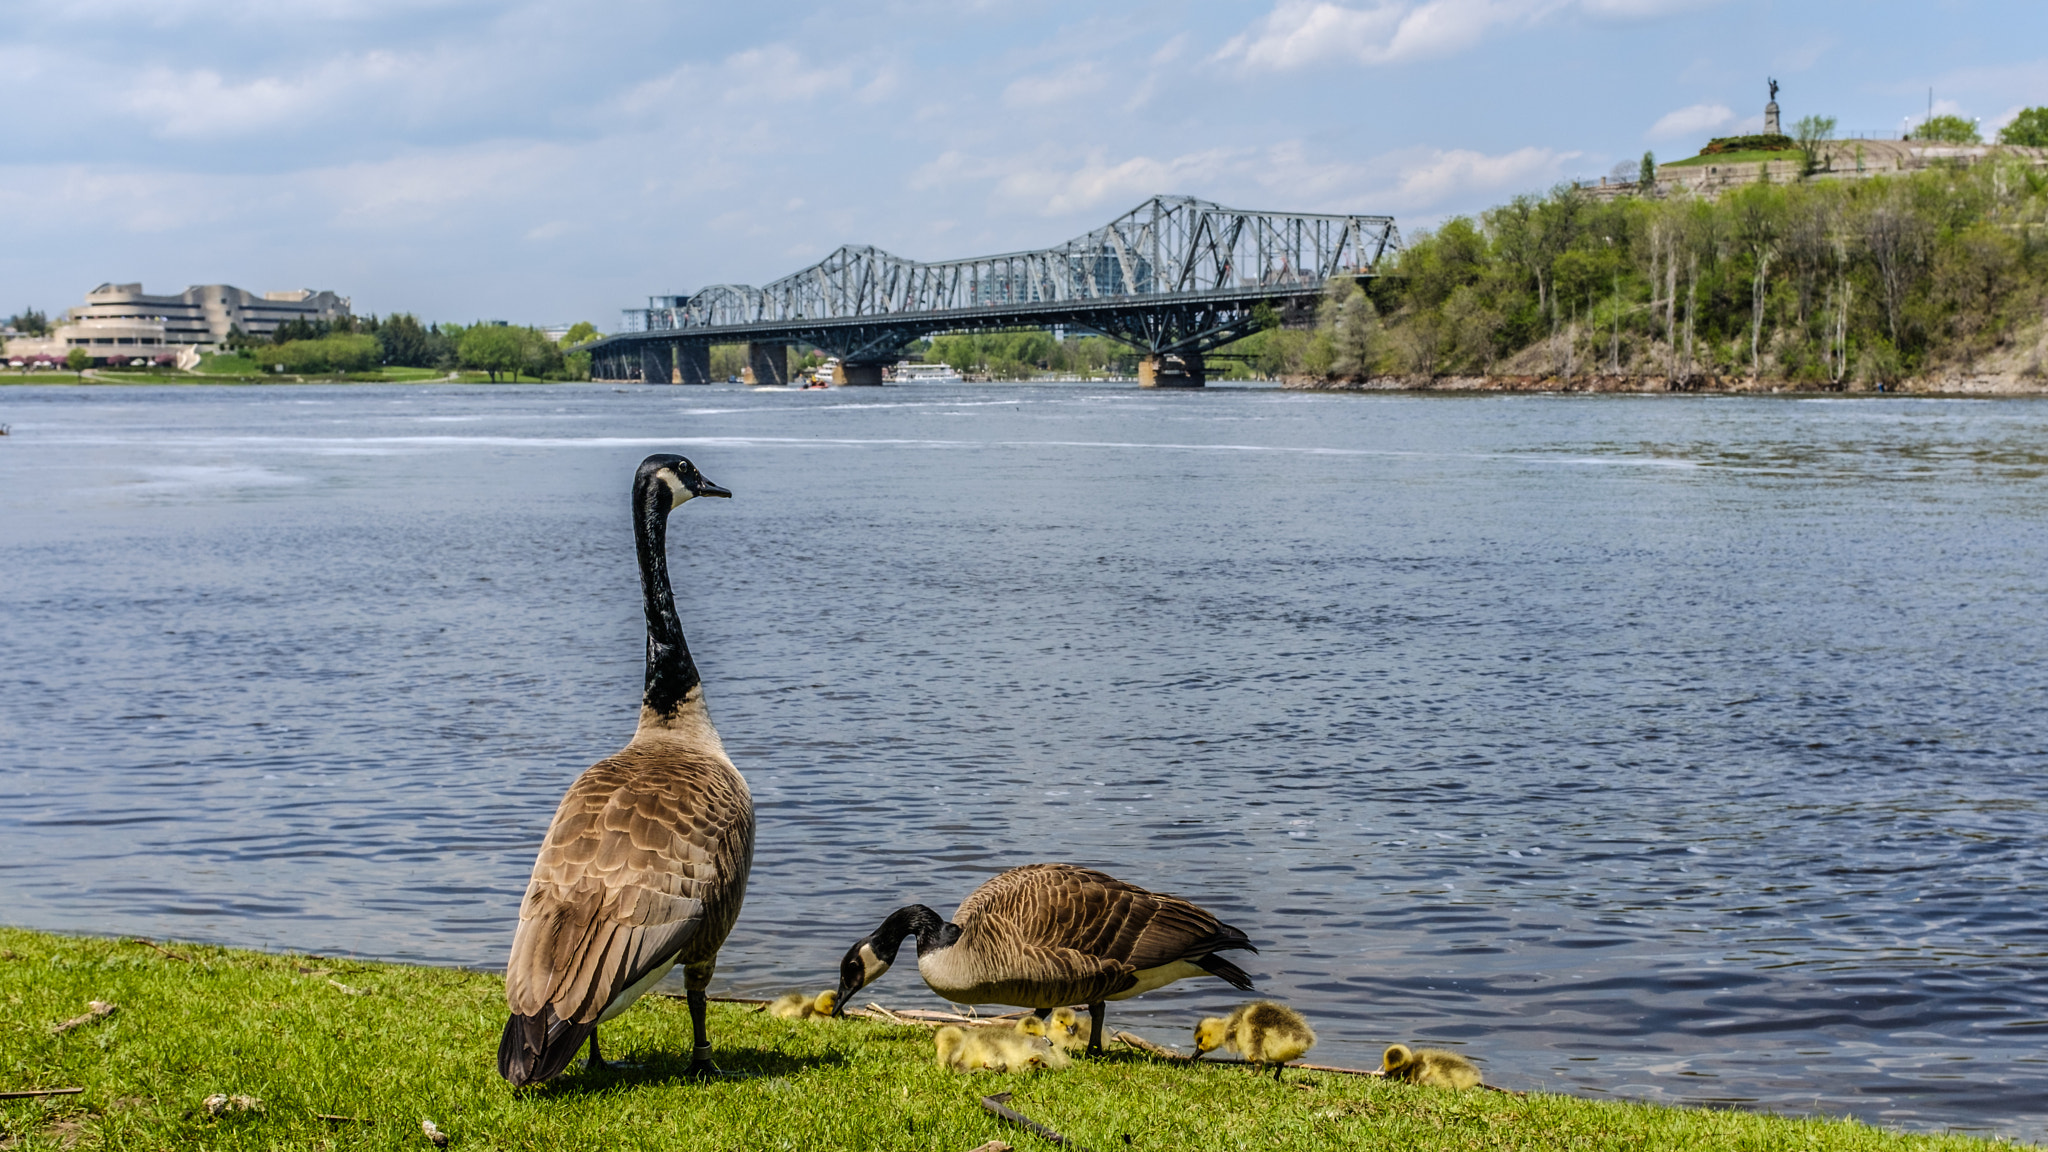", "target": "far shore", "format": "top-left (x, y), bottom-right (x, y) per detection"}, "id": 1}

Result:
top-left (1282, 372), bottom-right (2048, 397)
